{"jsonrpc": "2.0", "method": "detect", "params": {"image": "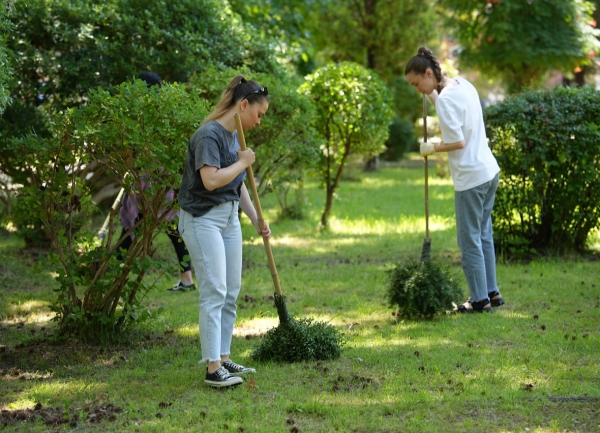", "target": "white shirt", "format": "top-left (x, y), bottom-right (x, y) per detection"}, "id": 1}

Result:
top-left (435, 77), bottom-right (500, 191)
